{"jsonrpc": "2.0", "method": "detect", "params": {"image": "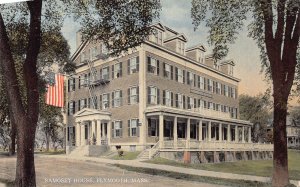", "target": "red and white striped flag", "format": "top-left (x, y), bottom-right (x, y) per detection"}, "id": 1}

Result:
top-left (45, 74), bottom-right (64, 108)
